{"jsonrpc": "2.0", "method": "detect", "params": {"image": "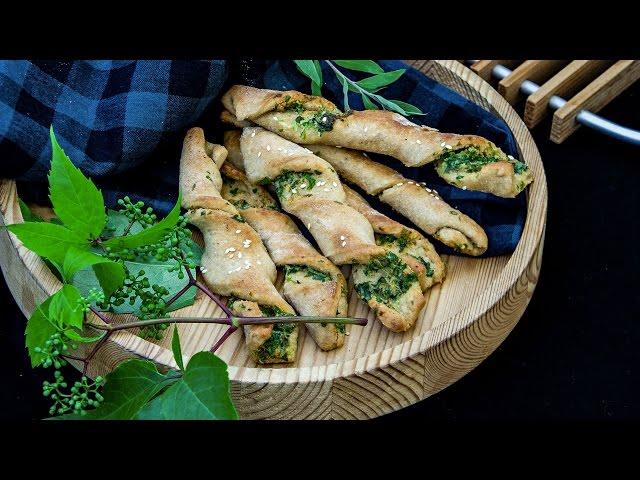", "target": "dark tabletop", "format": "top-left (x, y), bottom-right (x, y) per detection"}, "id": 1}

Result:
top-left (2, 82), bottom-right (638, 423)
